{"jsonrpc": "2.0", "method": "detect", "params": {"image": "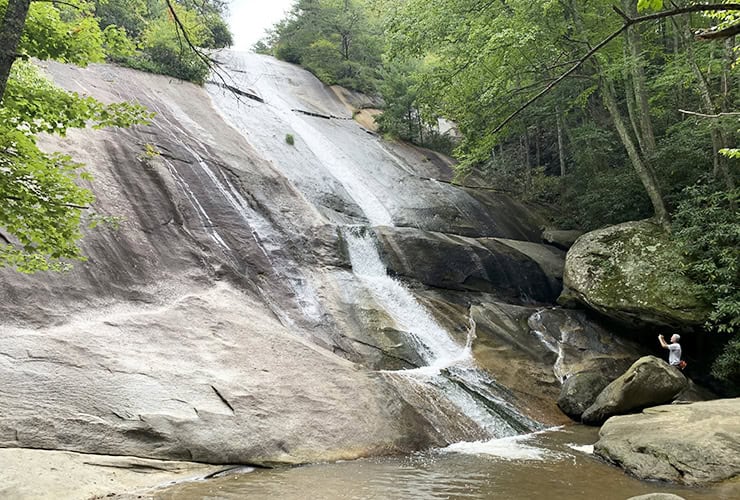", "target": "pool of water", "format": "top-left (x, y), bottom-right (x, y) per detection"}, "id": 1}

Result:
top-left (154, 426), bottom-right (739, 500)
